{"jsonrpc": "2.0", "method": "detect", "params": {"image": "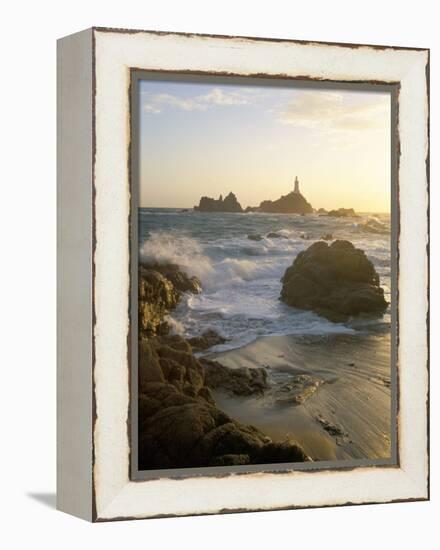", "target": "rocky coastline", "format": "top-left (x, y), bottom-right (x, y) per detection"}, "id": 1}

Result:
top-left (138, 261), bottom-right (309, 470)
